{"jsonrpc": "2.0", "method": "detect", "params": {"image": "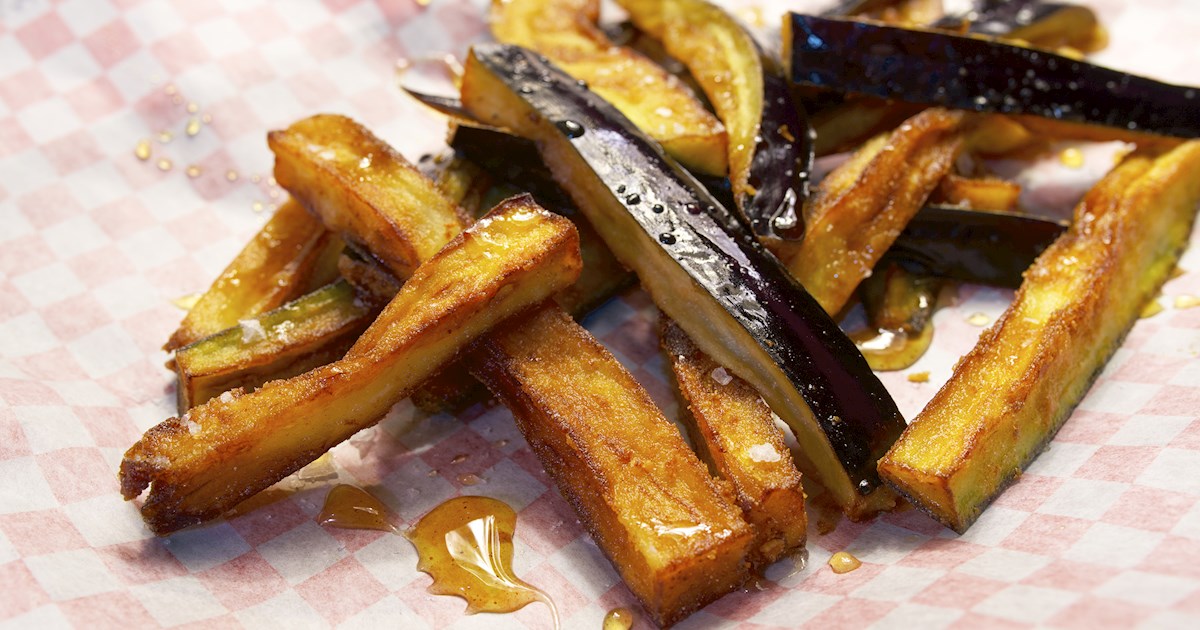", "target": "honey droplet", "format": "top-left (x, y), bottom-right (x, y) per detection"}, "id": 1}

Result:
top-left (907, 371), bottom-right (930, 383)
top-left (603, 607), bottom-right (636, 630)
top-left (318, 484), bottom-right (397, 533)
top-left (225, 169), bottom-right (239, 182)
top-left (158, 130), bottom-right (173, 143)
top-left (186, 102), bottom-right (199, 113)
top-left (185, 165), bottom-right (201, 178)
top-left (201, 113), bottom-right (213, 124)
top-left (407, 496), bottom-right (559, 626)
top-left (134, 139), bottom-right (152, 160)
top-left (1140, 300), bottom-right (1164, 319)
top-left (966, 312), bottom-right (991, 326)
top-left (829, 551), bottom-right (862, 574)
top-left (252, 201), bottom-right (264, 212)
top-left (156, 158), bottom-right (173, 172)
top-left (494, 439), bottom-right (509, 448)
top-left (457, 473), bottom-right (482, 486)
top-left (185, 118), bottom-right (201, 137)
top-left (1059, 147), bottom-right (1084, 168)
top-left (172, 292), bottom-right (201, 310)
top-left (451, 453), bottom-right (469, 464)
top-left (427, 469), bottom-right (440, 478)
top-left (1174, 295), bottom-right (1200, 310)
top-left (164, 84), bottom-right (177, 96)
